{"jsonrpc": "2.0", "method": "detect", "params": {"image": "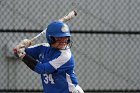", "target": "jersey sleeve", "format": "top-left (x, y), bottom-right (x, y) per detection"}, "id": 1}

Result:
top-left (34, 49), bottom-right (72, 74)
top-left (25, 45), bottom-right (41, 59)
top-left (34, 62), bottom-right (56, 74)
top-left (49, 49), bottom-right (72, 70)
top-left (21, 54), bottom-right (56, 74)
top-left (25, 43), bottom-right (49, 60)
